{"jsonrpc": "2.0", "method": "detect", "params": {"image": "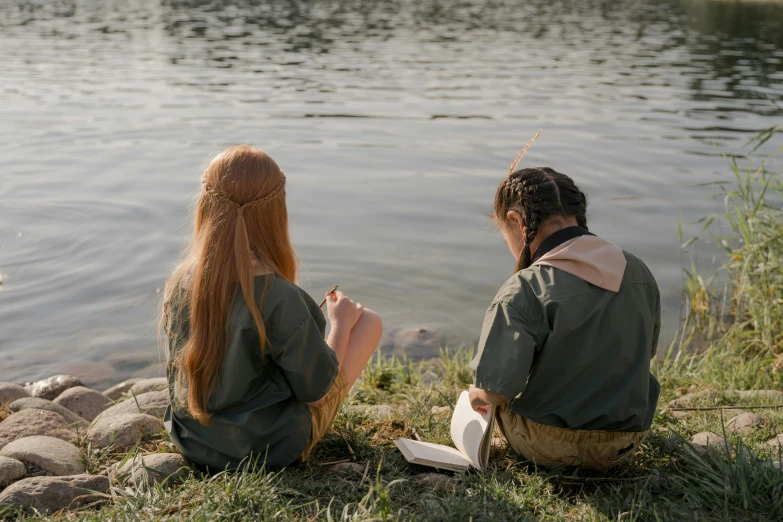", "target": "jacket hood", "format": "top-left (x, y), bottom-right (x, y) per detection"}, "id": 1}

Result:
top-left (534, 235), bottom-right (626, 292)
